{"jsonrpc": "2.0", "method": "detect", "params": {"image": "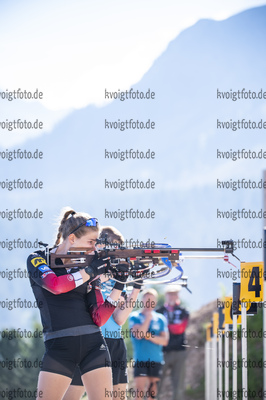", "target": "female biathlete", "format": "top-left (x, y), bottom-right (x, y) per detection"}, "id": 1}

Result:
top-left (27, 209), bottom-right (127, 400)
top-left (62, 226), bottom-right (143, 400)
